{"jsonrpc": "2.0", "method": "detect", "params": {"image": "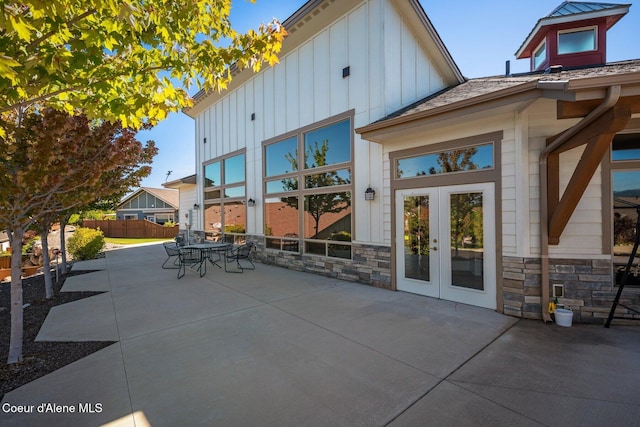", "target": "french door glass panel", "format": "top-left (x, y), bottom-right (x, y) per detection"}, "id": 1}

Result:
top-left (403, 195), bottom-right (430, 282)
top-left (449, 192), bottom-right (484, 291)
top-left (396, 189), bottom-right (439, 298)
